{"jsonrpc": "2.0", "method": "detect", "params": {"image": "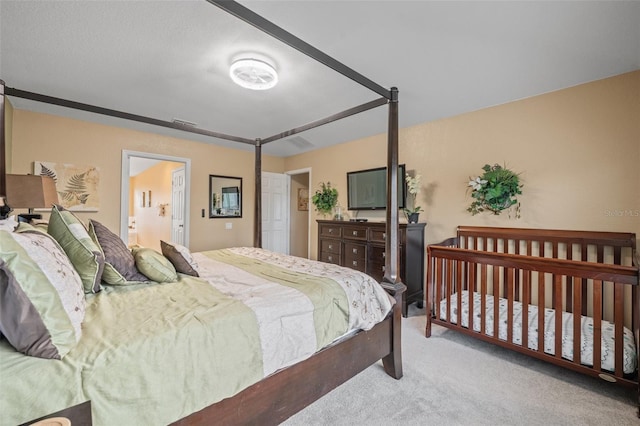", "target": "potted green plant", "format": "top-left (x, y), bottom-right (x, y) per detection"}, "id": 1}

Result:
top-left (467, 163), bottom-right (523, 218)
top-left (404, 173), bottom-right (423, 223)
top-left (311, 182), bottom-right (339, 217)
